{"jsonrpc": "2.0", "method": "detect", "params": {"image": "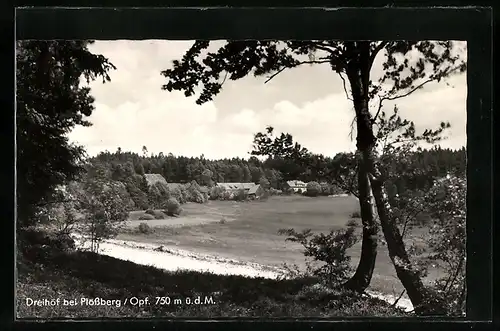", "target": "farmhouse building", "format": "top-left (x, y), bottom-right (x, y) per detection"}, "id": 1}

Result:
top-left (247, 184), bottom-right (264, 199)
top-left (166, 182), bottom-right (183, 191)
top-left (143, 173), bottom-right (168, 187)
top-left (284, 180), bottom-right (307, 193)
top-left (216, 182), bottom-right (256, 192)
